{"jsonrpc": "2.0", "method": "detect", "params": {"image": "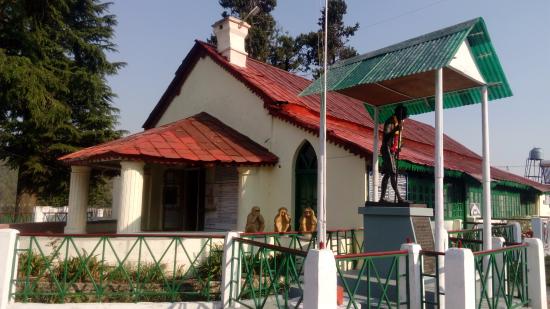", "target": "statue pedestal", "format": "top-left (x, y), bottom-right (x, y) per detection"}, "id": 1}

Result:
top-left (359, 202), bottom-right (435, 271)
top-left (360, 202), bottom-right (434, 250)
top-left (341, 203), bottom-right (435, 301)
